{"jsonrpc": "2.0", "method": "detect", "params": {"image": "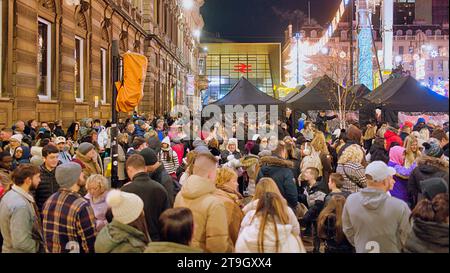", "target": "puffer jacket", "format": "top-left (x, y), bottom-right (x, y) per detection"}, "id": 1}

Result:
top-left (408, 156), bottom-right (449, 208)
top-left (402, 218), bottom-right (449, 253)
top-left (34, 165), bottom-right (59, 212)
top-left (235, 210), bottom-right (306, 253)
top-left (257, 156), bottom-right (298, 210)
top-left (384, 130), bottom-right (403, 151)
top-left (174, 175), bottom-right (232, 253)
top-left (94, 220), bottom-right (147, 253)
